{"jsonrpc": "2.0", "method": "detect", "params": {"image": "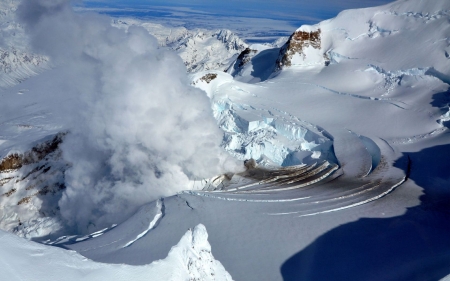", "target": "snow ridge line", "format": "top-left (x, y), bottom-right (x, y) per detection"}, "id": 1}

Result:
top-left (389, 127), bottom-right (448, 144)
top-left (123, 199), bottom-right (164, 248)
top-left (293, 82), bottom-right (409, 109)
top-left (266, 106), bottom-right (334, 141)
top-left (182, 190), bottom-right (311, 203)
top-left (298, 176), bottom-right (406, 217)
